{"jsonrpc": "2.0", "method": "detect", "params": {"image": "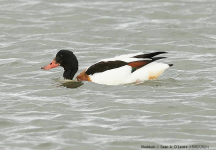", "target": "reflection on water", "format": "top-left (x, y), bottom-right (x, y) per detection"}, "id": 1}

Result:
top-left (53, 78), bottom-right (84, 88)
top-left (59, 81), bottom-right (84, 88)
